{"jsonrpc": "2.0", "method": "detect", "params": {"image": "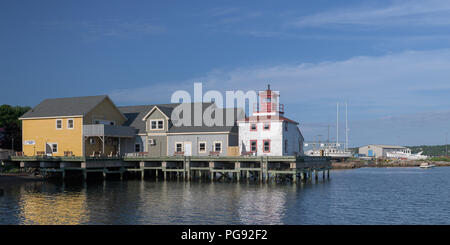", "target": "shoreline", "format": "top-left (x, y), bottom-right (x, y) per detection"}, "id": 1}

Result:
top-left (332, 160), bottom-right (450, 169)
